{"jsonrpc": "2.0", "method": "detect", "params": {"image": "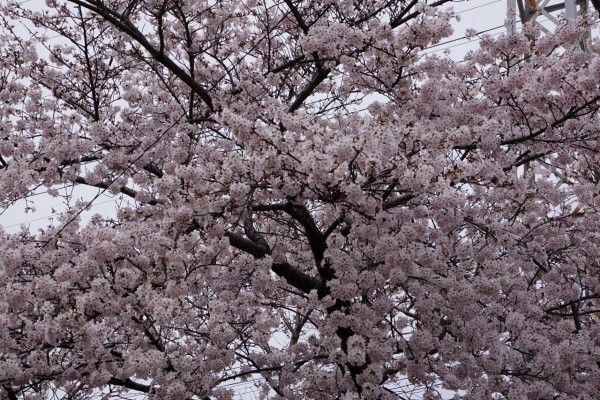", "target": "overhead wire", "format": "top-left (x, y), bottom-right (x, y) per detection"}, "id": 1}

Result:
top-left (3, 198), bottom-right (119, 230)
top-left (424, 17), bottom-right (553, 55)
top-left (421, 0), bottom-right (505, 51)
top-left (424, 23), bottom-right (506, 50)
top-left (458, 0), bottom-right (503, 13)
top-left (421, 0), bottom-right (563, 55)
